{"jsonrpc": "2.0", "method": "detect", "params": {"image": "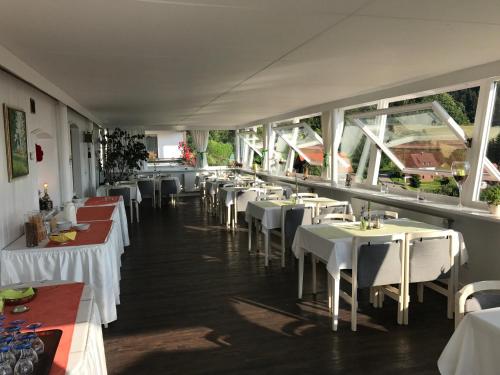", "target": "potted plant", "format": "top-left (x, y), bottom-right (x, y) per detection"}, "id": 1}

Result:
top-left (99, 128), bottom-right (149, 184)
top-left (481, 185), bottom-right (500, 217)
